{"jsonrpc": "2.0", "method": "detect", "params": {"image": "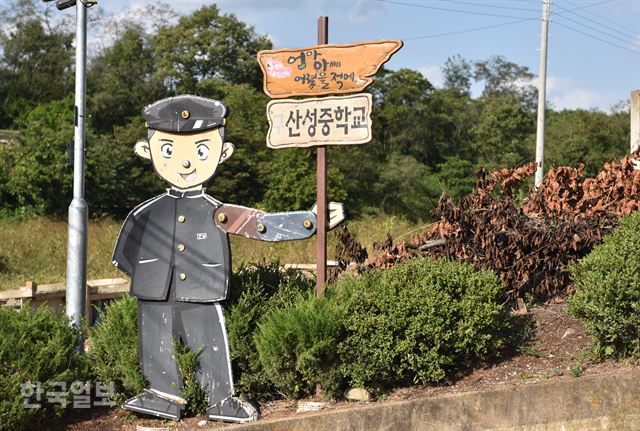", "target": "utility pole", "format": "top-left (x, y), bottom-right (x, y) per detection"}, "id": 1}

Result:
top-left (535, 0), bottom-right (551, 187)
top-left (44, 0), bottom-right (93, 331)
